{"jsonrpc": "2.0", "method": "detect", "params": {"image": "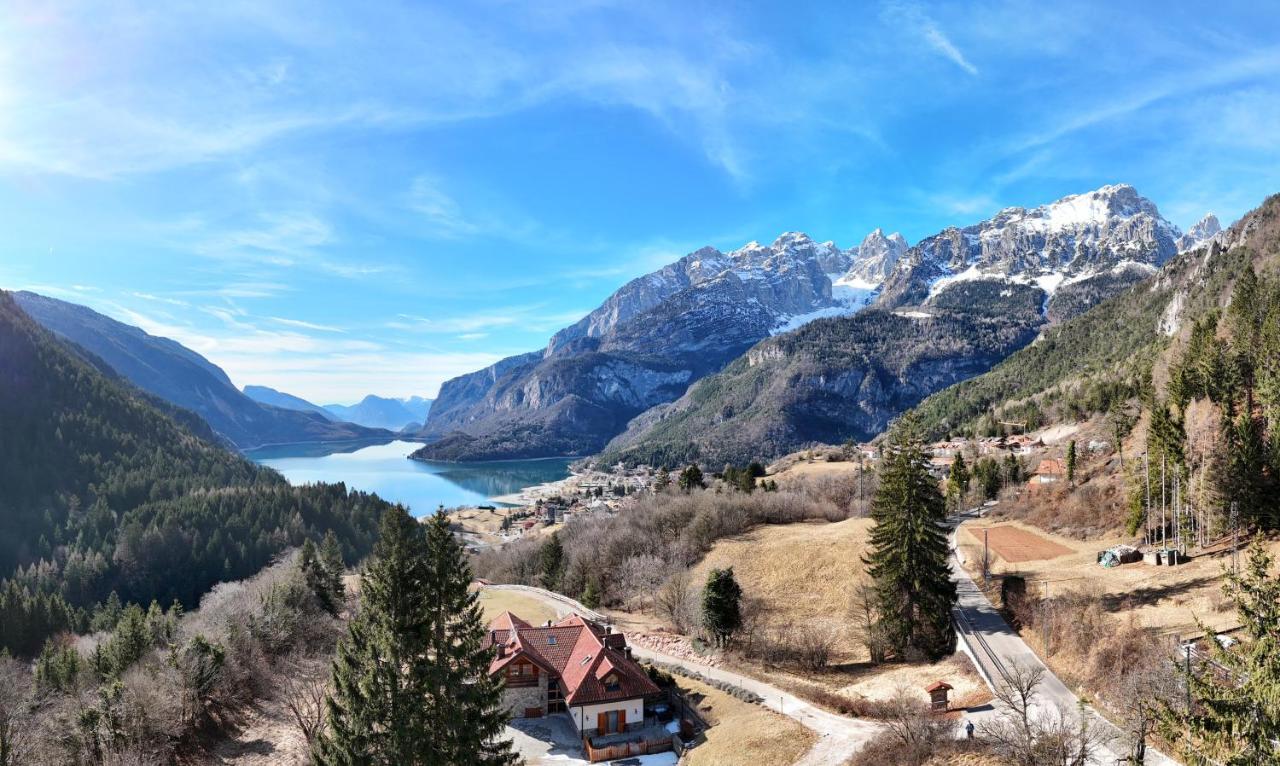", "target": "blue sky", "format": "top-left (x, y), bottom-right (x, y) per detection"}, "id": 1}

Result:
top-left (1, 1), bottom-right (1278, 403)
